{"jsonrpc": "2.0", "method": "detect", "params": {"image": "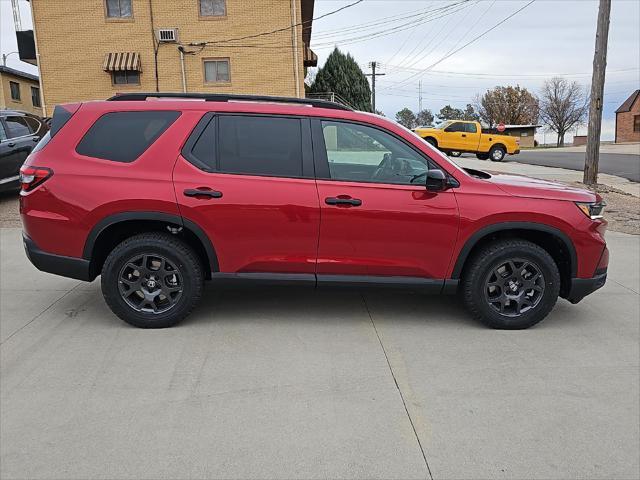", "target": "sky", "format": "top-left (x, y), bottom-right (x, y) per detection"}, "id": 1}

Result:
top-left (308, 0), bottom-right (640, 142)
top-left (1, 0), bottom-right (639, 142)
